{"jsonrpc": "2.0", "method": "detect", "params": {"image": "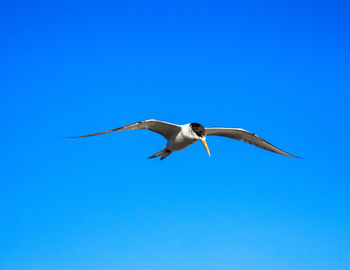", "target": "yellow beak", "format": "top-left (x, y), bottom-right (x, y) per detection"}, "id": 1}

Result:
top-left (200, 138), bottom-right (211, 157)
